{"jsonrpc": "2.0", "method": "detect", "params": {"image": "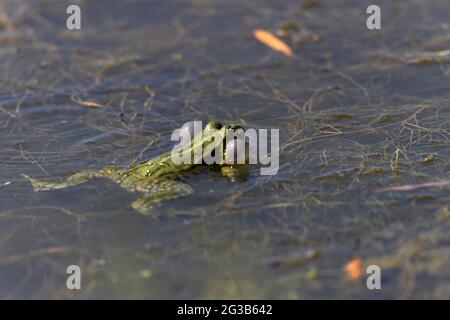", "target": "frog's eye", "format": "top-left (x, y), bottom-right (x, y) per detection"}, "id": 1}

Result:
top-left (179, 121), bottom-right (196, 145)
top-left (205, 121), bottom-right (222, 131)
top-left (229, 125), bottom-right (244, 131)
top-left (225, 138), bottom-right (250, 165)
